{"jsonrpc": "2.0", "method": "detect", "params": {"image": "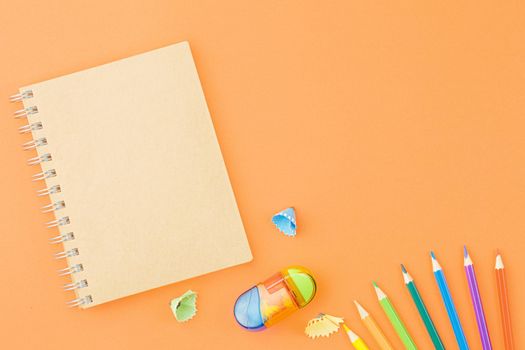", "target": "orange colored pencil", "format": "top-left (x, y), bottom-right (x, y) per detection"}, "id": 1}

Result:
top-left (495, 252), bottom-right (514, 350)
top-left (354, 300), bottom-right (394, 350)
